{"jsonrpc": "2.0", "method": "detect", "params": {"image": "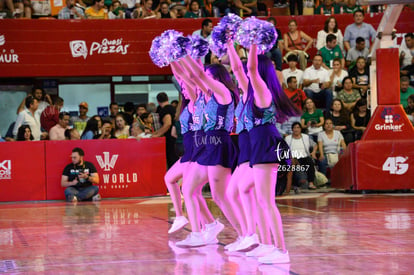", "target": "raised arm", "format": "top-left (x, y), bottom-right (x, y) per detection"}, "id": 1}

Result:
top-left (247, 44), bottom-right (272, 108)
top-left (171, 62), bottom-right (197, 99)
top-left (226, 40), bottom-right (249, 94)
